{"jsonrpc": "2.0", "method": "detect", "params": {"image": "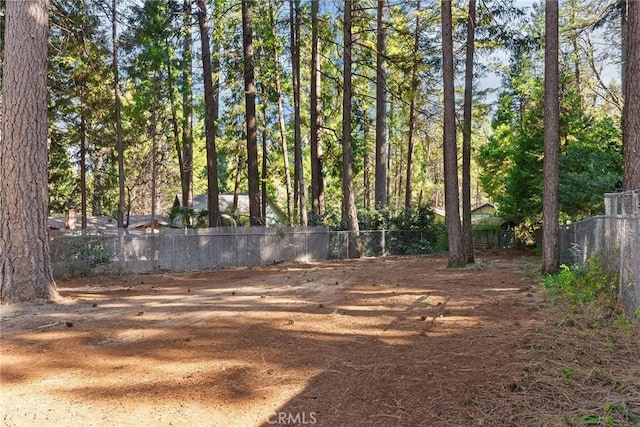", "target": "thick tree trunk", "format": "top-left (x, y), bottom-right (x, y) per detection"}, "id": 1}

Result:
top-left (268, 0), bottom-right (293, 224)
top-left (623, 0), bottom-right (640, 190)
top-left (375, 0), bottom-right (388, 209)
top-left (342, 0), bottom-right (361, 258)
top-left (542, 0), bottom-right (560, 274)
top-left (462, 0), bottom-right (476, 264)
top-left (442, 0), bottom-right (465, 268)
top-left (310, 0), bottom-right (325, 219)
top-left (197, 0), bottom-right (220, 227)
top-left (622, 0), bottom-right (628, 99)
top-left (242, 0), bottom-right (262, 226)
top-left (1, 0), bottom-right (59, 303)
